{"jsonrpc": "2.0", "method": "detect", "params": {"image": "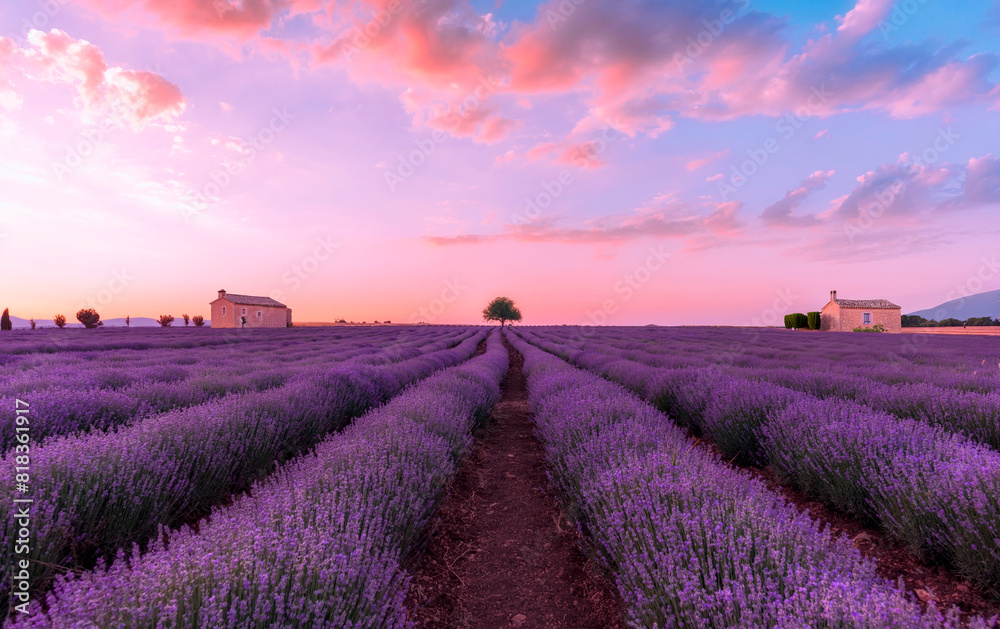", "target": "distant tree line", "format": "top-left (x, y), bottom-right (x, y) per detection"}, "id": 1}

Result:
top-left (0, 308), bottom-right (208, 330)
top-left (902, 315), bottom-right (1000, 328)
